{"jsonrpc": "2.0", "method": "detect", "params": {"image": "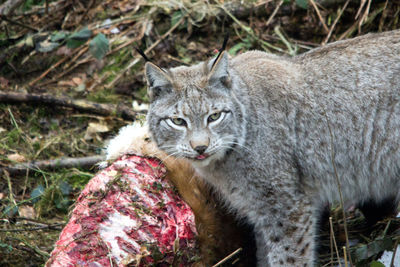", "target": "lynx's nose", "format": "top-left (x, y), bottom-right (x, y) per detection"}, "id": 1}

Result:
top-left (194, 145), bottom-right (208, 155)
top-left (190, 134), bottom-right (210, 155)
